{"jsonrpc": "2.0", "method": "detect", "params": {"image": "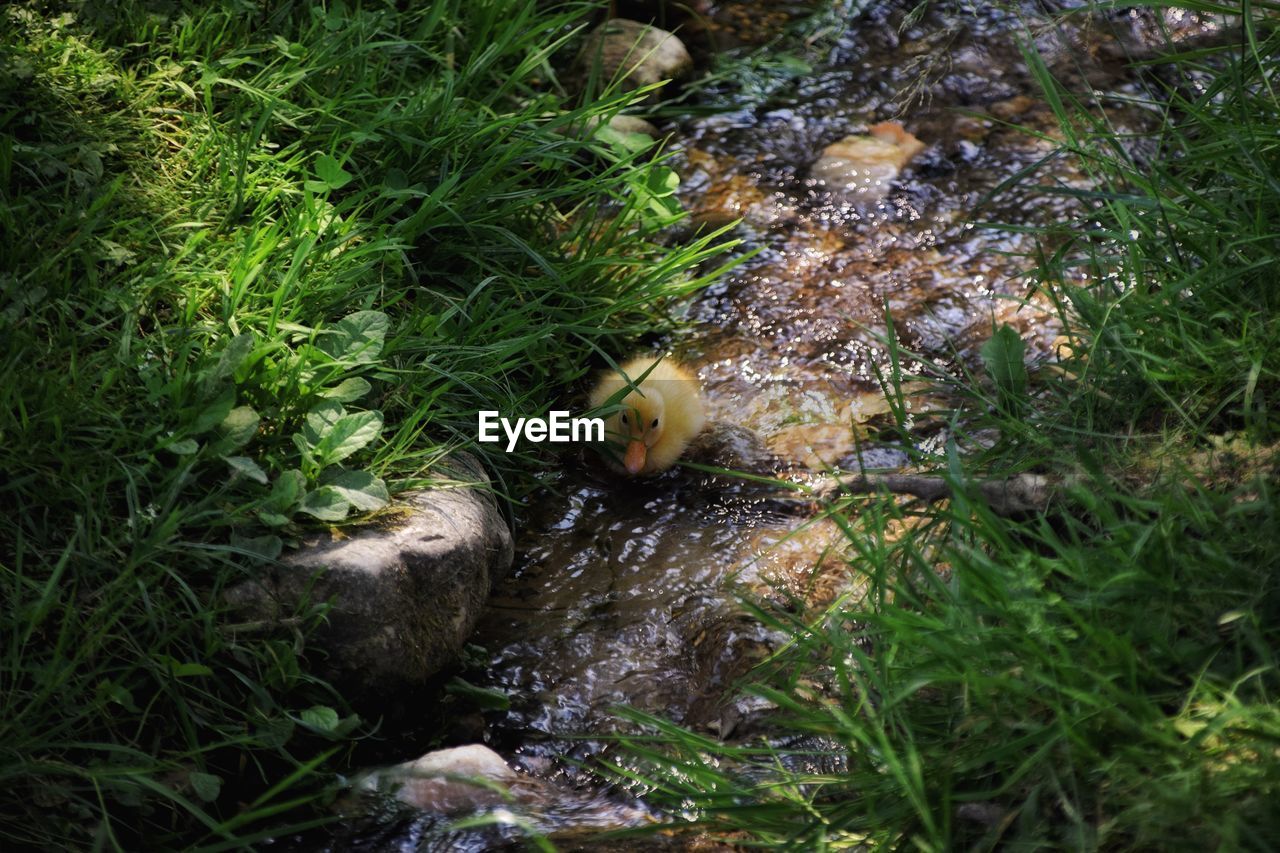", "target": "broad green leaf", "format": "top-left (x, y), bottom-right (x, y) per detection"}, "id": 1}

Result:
top-left (322, 469), bottom-right (389, 511)
top-left (96, 679), bottom-right (139, 712)
top-left (97, 238), bottom-right (136, 267)
top-left (188, 772), bottom-right (222, 803)
top-left (322, 6), bottom-right (345, 31)
top-left (205, 333), bottom-right (255, 390)
top-left (166, 655), bottom-right (213, 676)
top-left (314, 410), bottom-right (383, 466)
top-left (158, 655), bottom-right (213, 677)
top-left (292, 432), bottom-right (317, 474)
top-left (268, 469), bottom-right (306, 510)
top-left (224, 455), bottom-right (268, 484)
top-left (172, 662), bottom-right (214, 677)
top-left (302, 400), bottom-right (346, 446)
top-left (980, 325), bottom-right (1028, 400)
top-left (596, 123), bottom-right (654, 155)
top-left (334, 714), bottom-right (361, 736)
top-left (216, 405), bottom-right (260, 451)
top-left (298, 705), bottom-right (360, 738)
top-left (300, 705), bottom-right (341, 734)
top-left (229, 531), bottom-right (282, 561)
top-left (311, 154), bottom-right (353, 191)
top-left (321, 377), bottom-right (372, 403)
top-left (631, 165), bottom-right (683, 226)
top-left (646, 165), bottom-right (680, 196)
top-left (256, 510), bottom-right (291, 528)
top-left (190, 386), bottom-right (236, 435)
top-left (272, 35), bottom-right (305, 59)
top-left (166, 438), bottom-right (199, 455)
top-left (298, 486), bottom-right (350, 521)
top-left (317, 311), bottom-right (388, 365)
top-left (384, 167), bottom-right (408, 190)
